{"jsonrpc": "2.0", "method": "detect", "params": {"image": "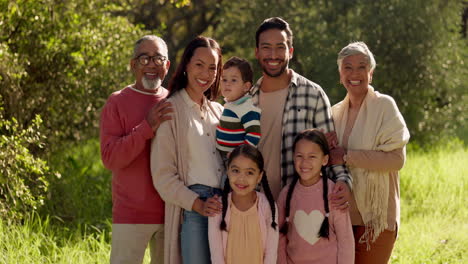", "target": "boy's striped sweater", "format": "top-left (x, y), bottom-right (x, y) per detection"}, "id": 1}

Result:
top-left (216, 95), bottom-right (261, 155)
